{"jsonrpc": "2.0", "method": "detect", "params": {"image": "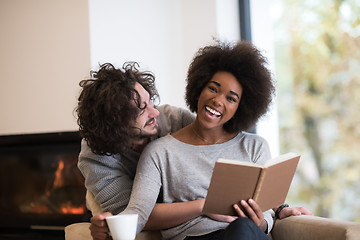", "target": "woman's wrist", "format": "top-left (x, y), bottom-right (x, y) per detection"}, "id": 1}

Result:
top-left (275, 203), bottom-right (289, 219)
top-left (260, 219), bottom-right (268, 232)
